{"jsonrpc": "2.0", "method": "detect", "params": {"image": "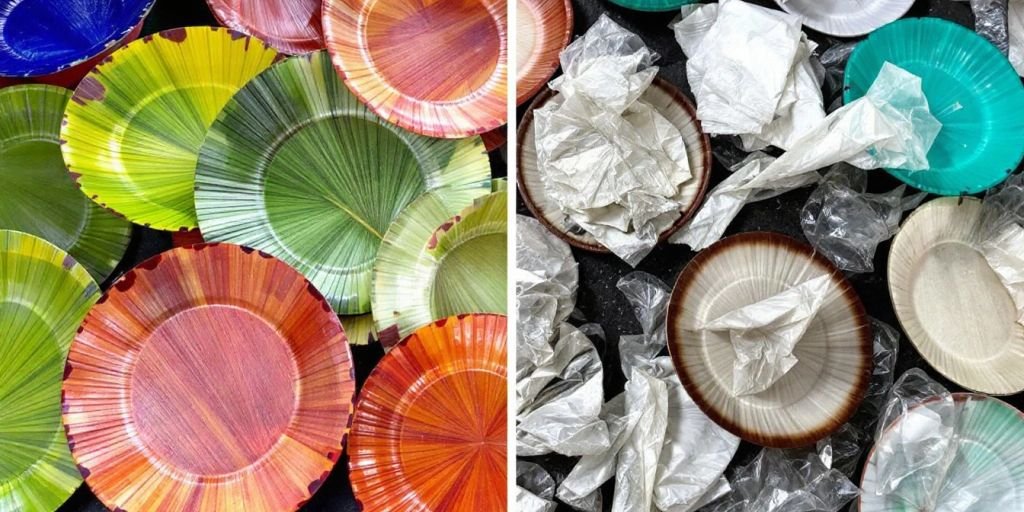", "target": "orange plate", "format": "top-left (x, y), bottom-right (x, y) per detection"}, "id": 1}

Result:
top-left (349, 314), bottom-right (508, 510)
top-left (62, 243), bottom-right (356, 511)
top-left (323, 0), bottom-right (508, 138)
top-left (515, 0), bottom-right (572, 105)
top-left (206, 0), bottom-right (324, 55)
